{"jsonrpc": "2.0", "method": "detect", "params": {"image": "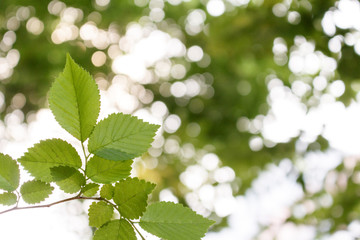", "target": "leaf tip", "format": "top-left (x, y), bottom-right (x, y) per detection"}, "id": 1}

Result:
top-left (66, 52), bottom-right (73, 63)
